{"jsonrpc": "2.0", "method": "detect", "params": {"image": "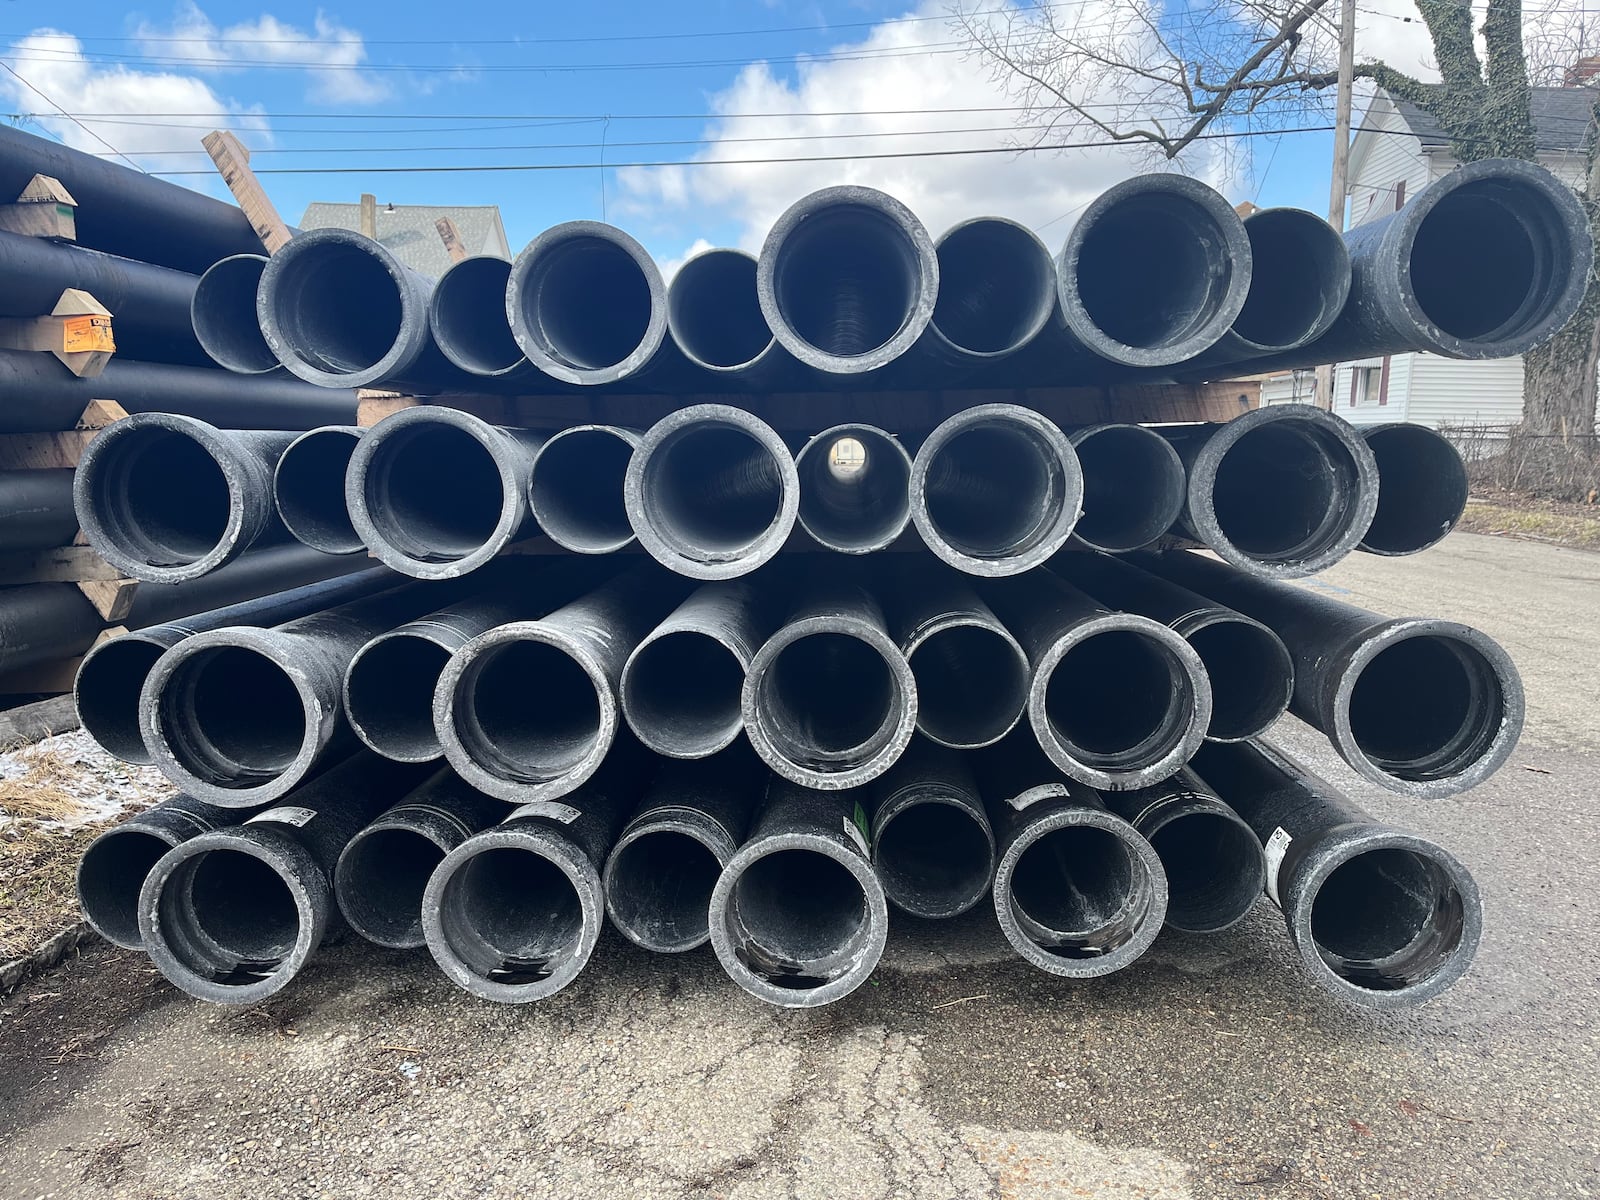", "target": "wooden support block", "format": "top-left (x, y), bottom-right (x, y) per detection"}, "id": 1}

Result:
top-left (77, 577), bottom-right (139, 623)
top-left (436, 216), bottom-right (469, 263)
top-left (0, 174), bottom-right (78, 240)
top-left (0, 289), bottom-right (114, 377)
top-left (0, 399), bottom-right (128, 469)
top-left (357, 390), bottom-right (419, 427)
top-left (203, 130), bottom-right (292, 255)
top-left (79, 398), bottom-right (129, 429)
top-left (0, 546), bottom-right (125, 583)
